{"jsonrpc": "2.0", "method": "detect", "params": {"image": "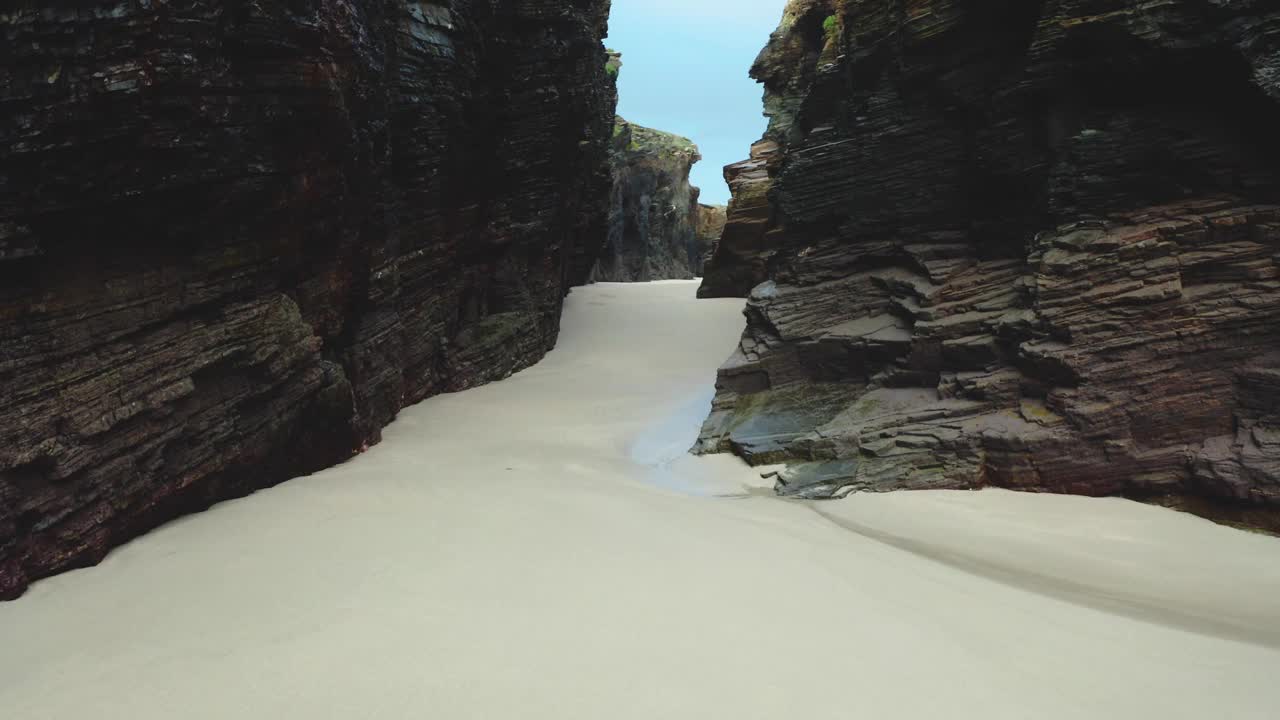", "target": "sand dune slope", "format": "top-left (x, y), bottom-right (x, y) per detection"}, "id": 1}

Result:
top-left (2, 281), bottom-right (1279, 720)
